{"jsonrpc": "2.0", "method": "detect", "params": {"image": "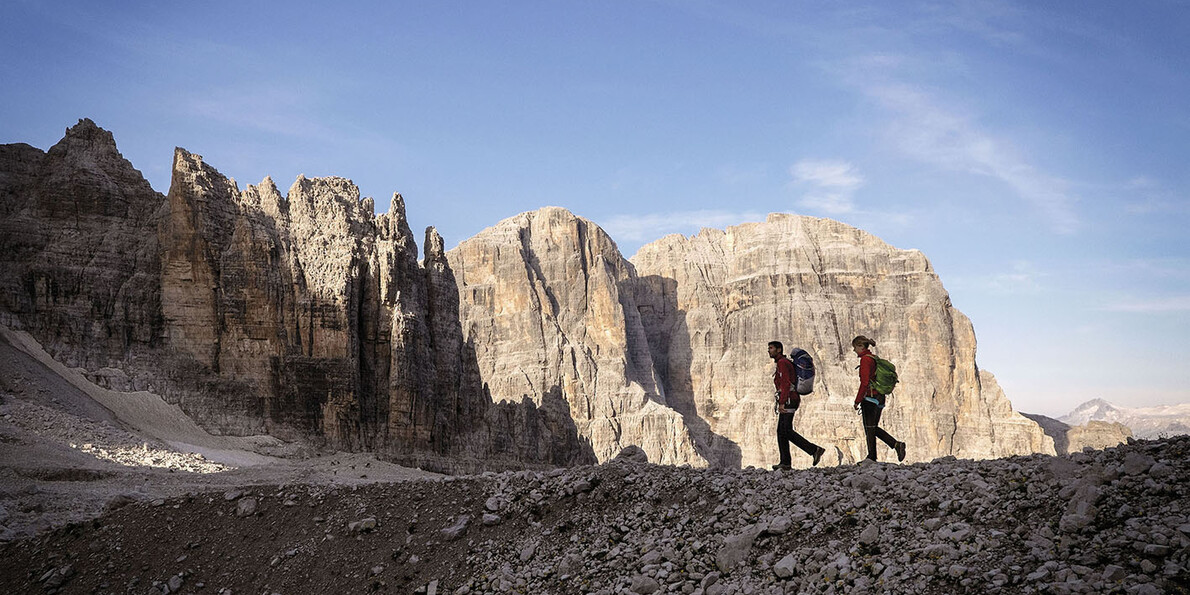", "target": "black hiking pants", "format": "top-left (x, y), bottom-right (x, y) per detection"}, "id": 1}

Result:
top-left (777, 406), bottom-right (820, 466)
top-left (860, 395), bottom-right (899, 461)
